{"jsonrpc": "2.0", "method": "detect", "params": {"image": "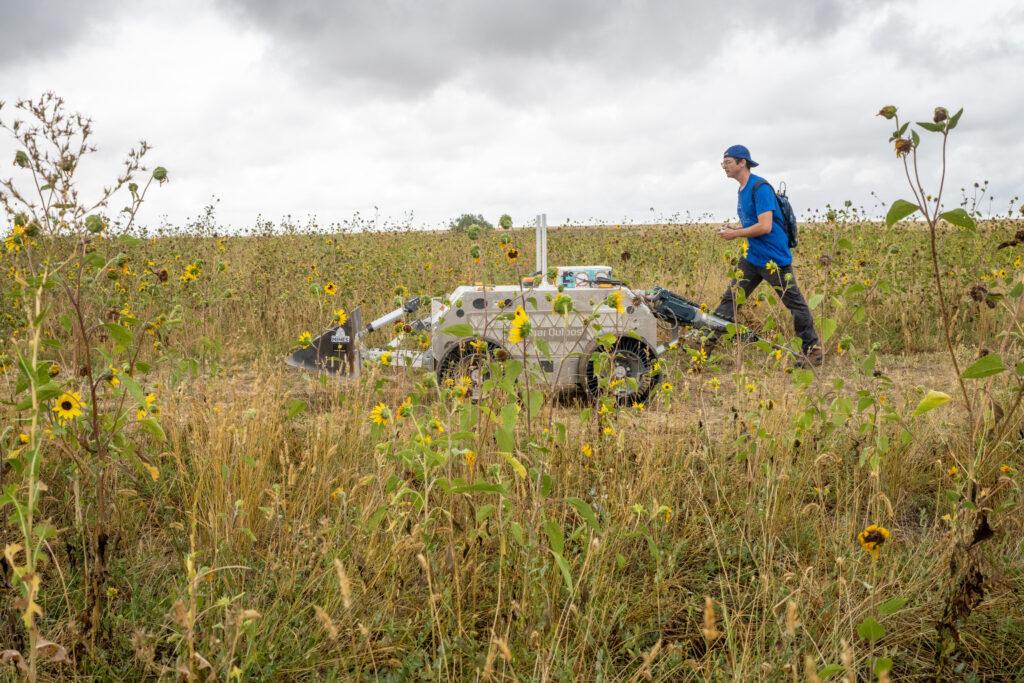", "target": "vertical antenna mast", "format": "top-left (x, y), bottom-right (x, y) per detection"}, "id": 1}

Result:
top-left (535, 213), bottom-right (548, 285)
